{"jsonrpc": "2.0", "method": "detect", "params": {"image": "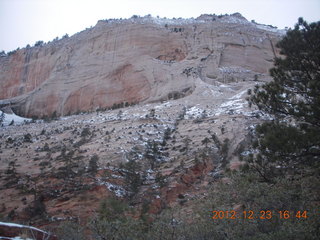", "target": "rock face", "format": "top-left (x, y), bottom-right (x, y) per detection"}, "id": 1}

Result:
top-left (0, 13), bottom-right (283, 117)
